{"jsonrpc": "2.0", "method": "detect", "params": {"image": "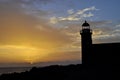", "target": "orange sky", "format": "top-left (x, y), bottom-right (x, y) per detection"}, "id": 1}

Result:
top-left (0, 0), bottom-right (120, 67)
top-left (0, 1), bottom-right (81, 65)
top-left (0, 12), bottom-right (81, 64)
